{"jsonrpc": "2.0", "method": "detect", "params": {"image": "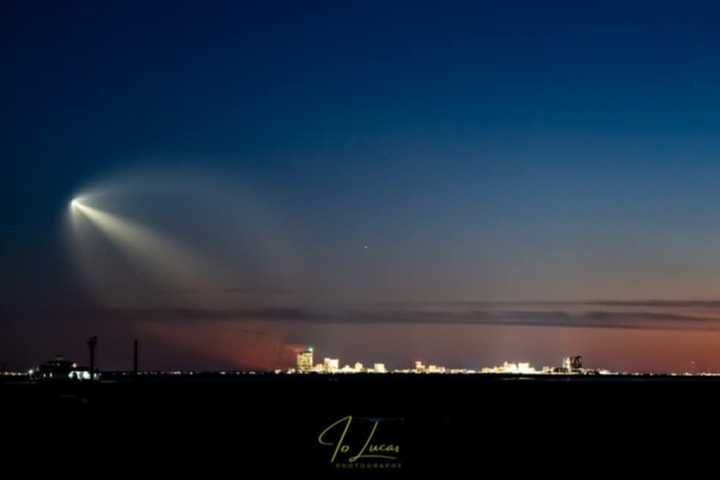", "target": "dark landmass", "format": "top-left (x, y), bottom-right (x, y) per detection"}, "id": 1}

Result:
top-left (3, 373), bottom-right (714, 475)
